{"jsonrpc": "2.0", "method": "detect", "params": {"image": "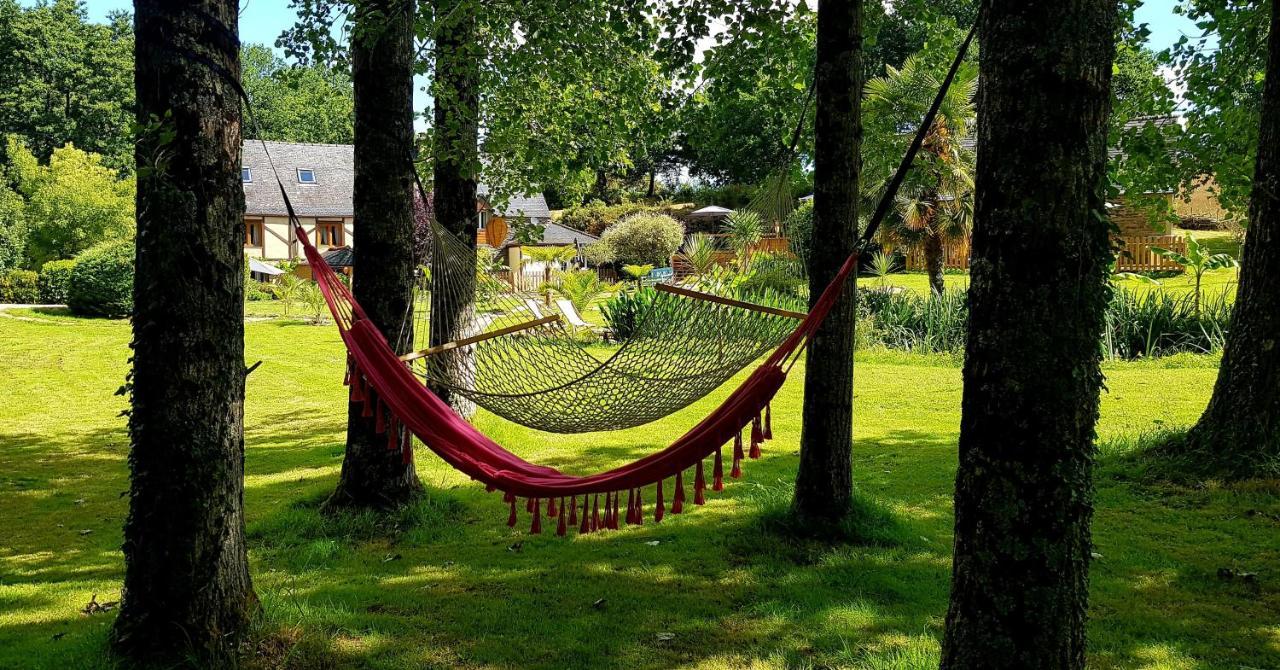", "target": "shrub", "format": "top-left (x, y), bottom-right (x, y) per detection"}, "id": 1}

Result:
top-left (272, 274), bottom-right (306, 316)
top-left (722, 210), bottom-right (764, 270)
top-left (558, 201), bottom-right (690, 237)
top-left (581, 240), bottom-right (615, 266)
top-left (676, 233), bottom-right (720, 277)
top-left (296, 281), bottom-right (328, 324)
top-left (38, 259), bottom-right (76, 303)
top-left (859, 288), bottom-right (968, 353)
top-left (600, 287), bottom-right (675, 340)
top-left (246, 280), bottom-right (275, 301)
top-left (0, 185), bottom-right (26, 273)
top-left (598, 213), bottom-right (684, 266)
top-left (0, 269), bottom-right (39, 303)
top-left (68, 239), bottom-right (134, 317)
top-left (737, 253), bottom-right (806, 299)
top-left (849, 284), bottom-right (1233, 359)
top-left (9, 139), bottom-right (135, 267)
